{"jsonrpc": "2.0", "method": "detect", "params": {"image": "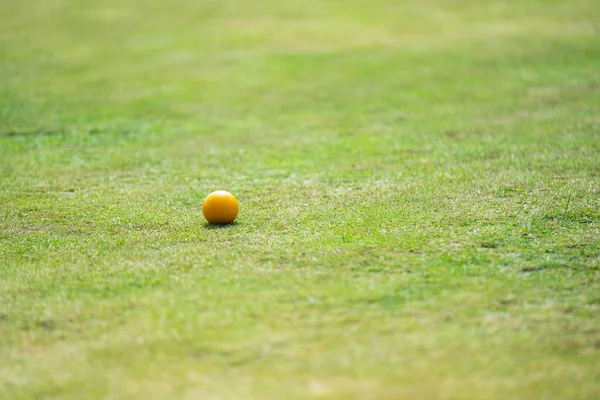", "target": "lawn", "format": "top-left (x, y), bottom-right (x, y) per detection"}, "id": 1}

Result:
top-left (1, 0), bottom-right (599, 398)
